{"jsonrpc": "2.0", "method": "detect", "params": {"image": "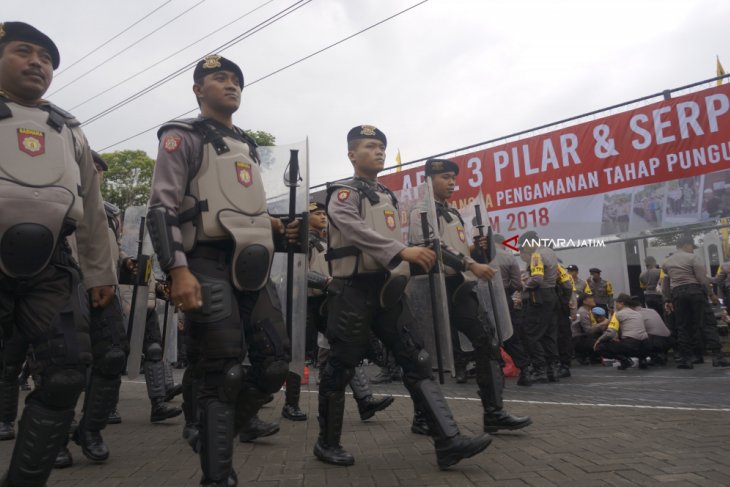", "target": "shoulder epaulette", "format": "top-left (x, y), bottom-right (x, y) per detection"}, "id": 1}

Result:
top-left (157, 118), bottom-right (199, 139)
top-left (39, 102), bottom-right (80, 132)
